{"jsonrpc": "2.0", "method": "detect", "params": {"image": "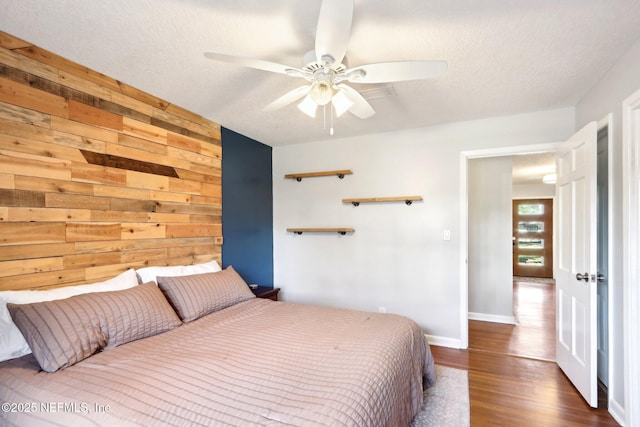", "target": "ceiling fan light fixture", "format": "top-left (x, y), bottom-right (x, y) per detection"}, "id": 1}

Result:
top-left (309, 79), bottom-right (334, 105)
top-left (332, 89), bottom-right (353, 117)
top-left (297, 95), bottom-right (318, 117)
